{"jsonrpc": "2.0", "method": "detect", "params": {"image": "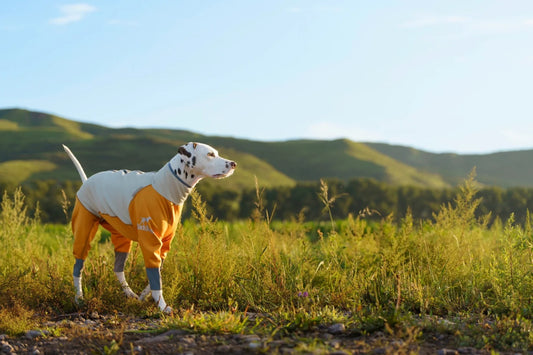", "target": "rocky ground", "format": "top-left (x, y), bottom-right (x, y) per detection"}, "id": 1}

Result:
top-left (0, 312), bottom-right (508, 355)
